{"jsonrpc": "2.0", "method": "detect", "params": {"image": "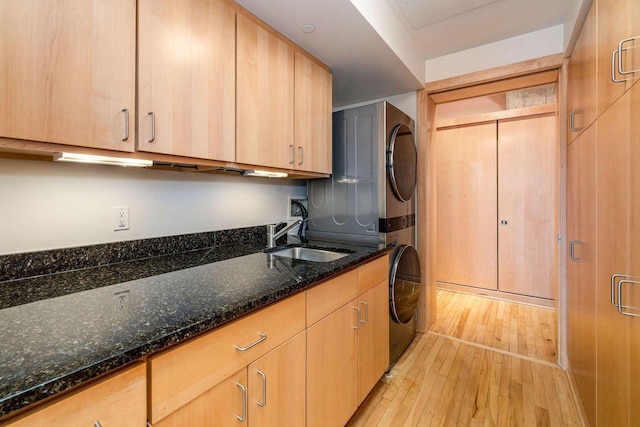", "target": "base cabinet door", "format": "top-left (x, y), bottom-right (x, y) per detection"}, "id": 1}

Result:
top-left (307, 302), bottom-right (358, 427)
top-left (154, 370), bottom-right (247, 427)
top-left (357, 280), bottom-right (390, 404)
top-left (248, 332), bottom-right (306, 427)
